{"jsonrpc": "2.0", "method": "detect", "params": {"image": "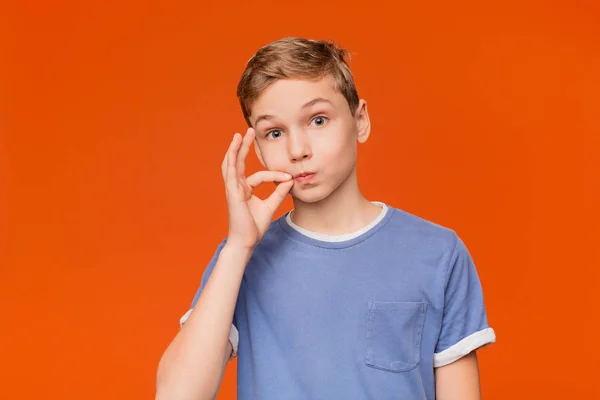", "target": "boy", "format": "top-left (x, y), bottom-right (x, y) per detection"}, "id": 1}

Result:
top-left (156, 37), bottom-right (496, 400)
